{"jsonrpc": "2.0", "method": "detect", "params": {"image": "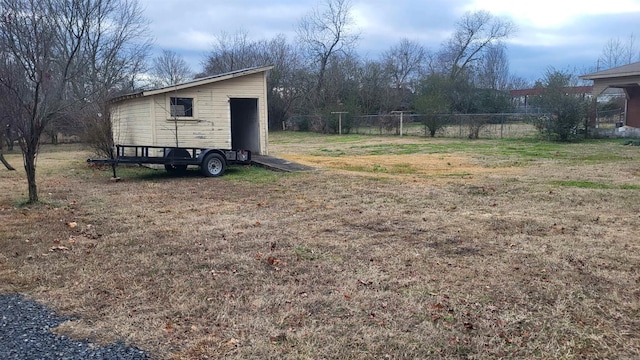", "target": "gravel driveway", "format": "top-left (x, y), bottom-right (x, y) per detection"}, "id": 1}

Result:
top-left (0, 294), bottom-right (148, 359)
